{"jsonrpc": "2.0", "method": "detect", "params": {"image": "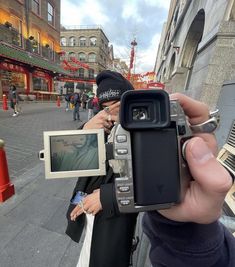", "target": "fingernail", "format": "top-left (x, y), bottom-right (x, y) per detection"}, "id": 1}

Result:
top-left (191, 138), bottom-right (214, 164)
